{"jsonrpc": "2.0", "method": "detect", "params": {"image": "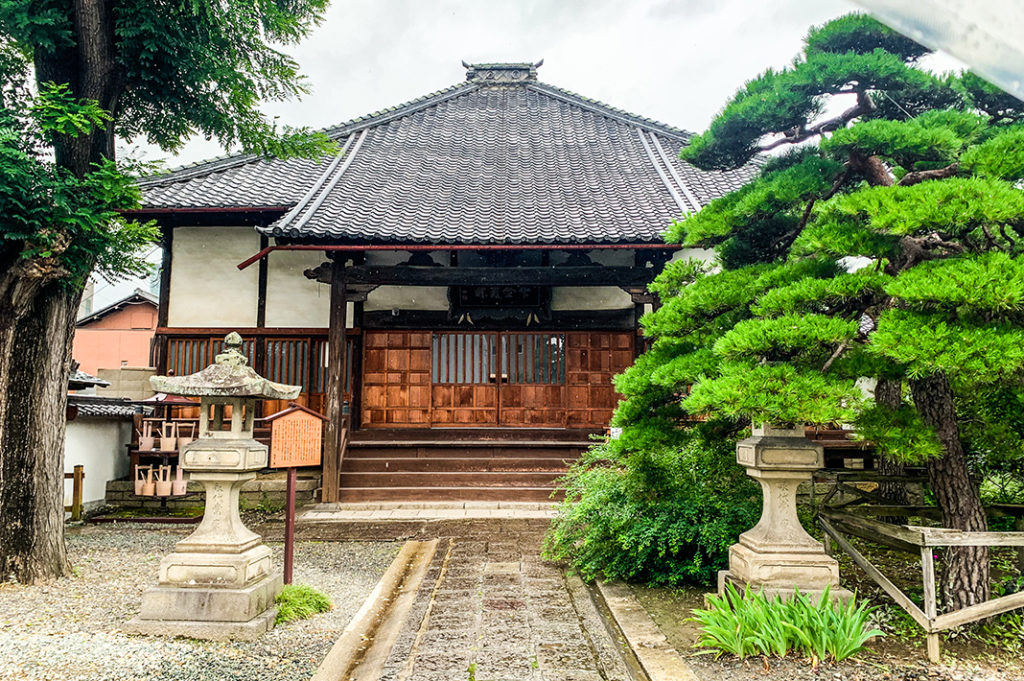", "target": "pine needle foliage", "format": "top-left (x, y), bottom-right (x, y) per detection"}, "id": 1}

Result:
top-left (668, 14), bottom-right (1024, 611)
